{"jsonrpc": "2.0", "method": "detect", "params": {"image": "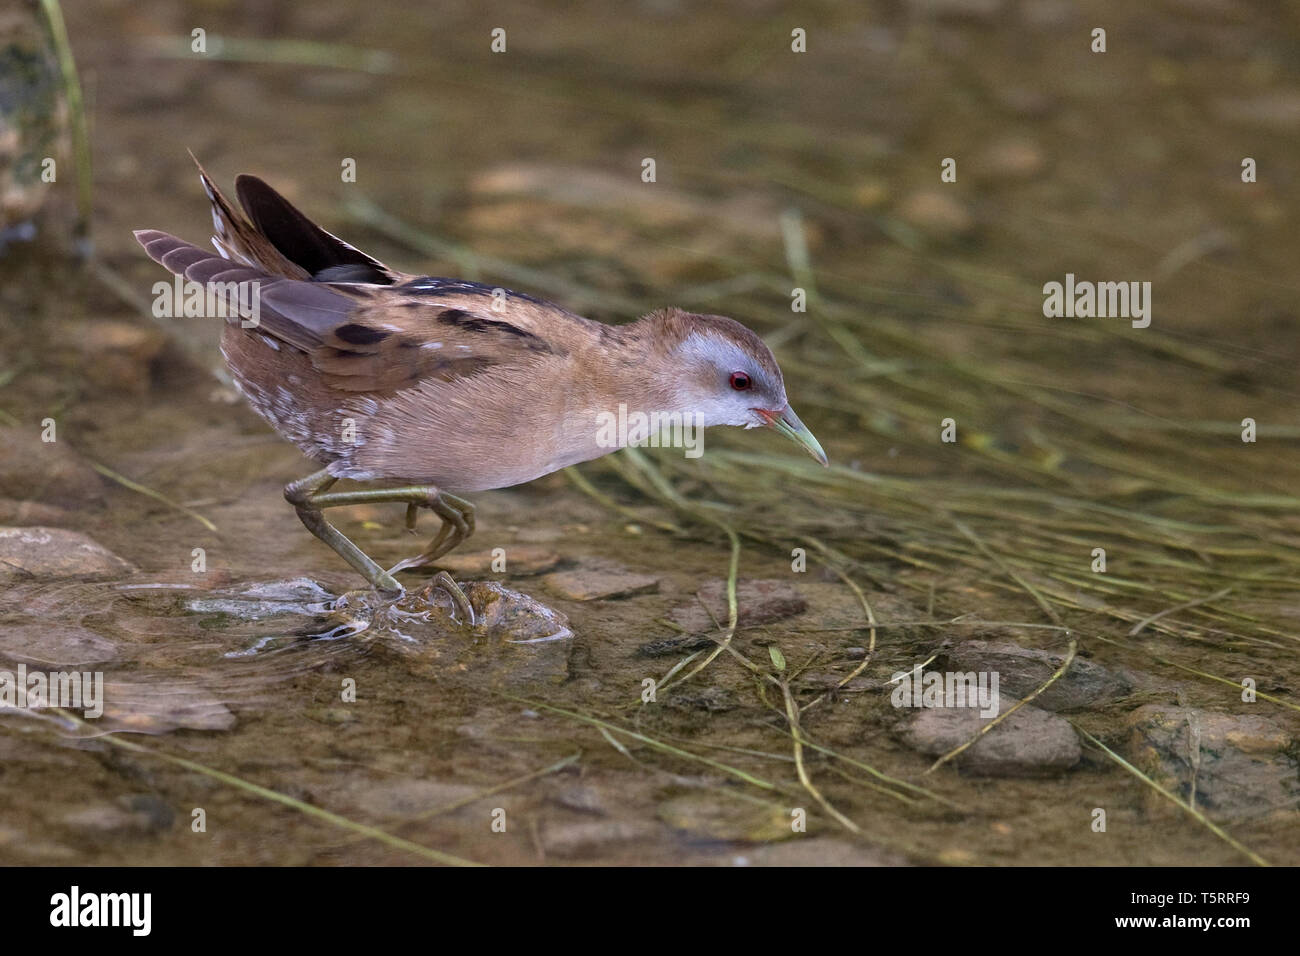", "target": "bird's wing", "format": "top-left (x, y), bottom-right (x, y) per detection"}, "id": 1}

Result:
top-left (134, 230), bottom-right (578, 394)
